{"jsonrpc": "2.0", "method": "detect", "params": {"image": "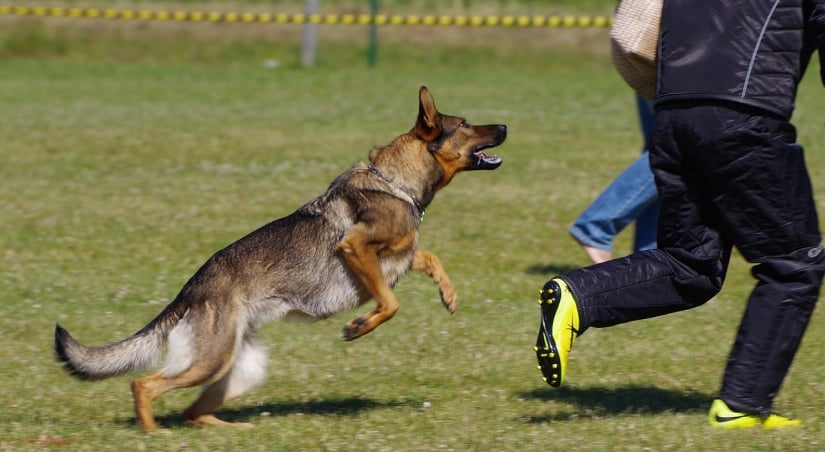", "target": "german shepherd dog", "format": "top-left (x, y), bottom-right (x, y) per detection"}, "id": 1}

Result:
top-left (54, 86), bottom-right (506, 432)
